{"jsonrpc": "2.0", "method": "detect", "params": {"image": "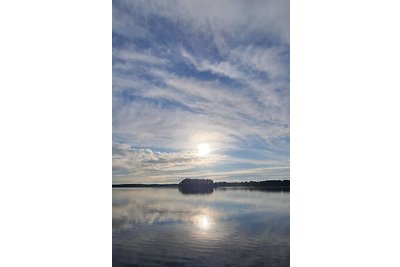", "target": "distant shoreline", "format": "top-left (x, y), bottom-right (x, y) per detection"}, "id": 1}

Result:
top-left (112, 183), bottom-right (178, 188)
top-left (112, 180), bottom-right (290, 189)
